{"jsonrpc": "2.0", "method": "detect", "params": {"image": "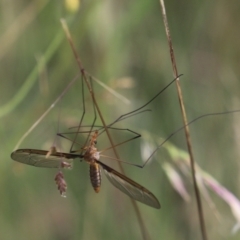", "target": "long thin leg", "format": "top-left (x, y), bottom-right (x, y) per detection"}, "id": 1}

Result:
top-left (58, 126), bottom-right (141, 153)
top-left (69, 75), bottom-right (86, 153)
top-left (82, 76), bottom-right (97, 150)
top-left (68, 75), bottom-right (97, 153)
top-left (107, 75), bottom-right (182, 129)
top-left (138, 108), bottom-right (240, 169)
